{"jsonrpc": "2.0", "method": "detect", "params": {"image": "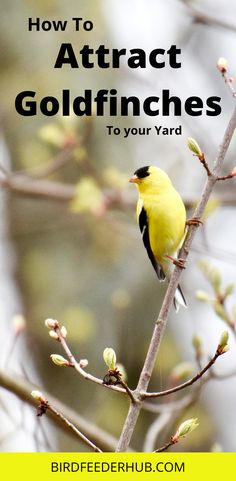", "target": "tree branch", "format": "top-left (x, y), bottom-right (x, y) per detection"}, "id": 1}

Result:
top-left (1, 167), bottom-right (236, 209)
top-left (115, 104), bottom-right (236, 452)
top-left (43, 398), bottom-right (102, 452)
top-left (142, 392), bottom-right (196, 414)
top-left (143, 349), bottom-right (221, 398)
top-left (143, 386), bottom-right (202, 451)
top-left (51, 325), bottom-right (127, 396)
top-left (221, 70), bottom-right (236, 99)
top-left (18, 143), bottom-right (76, 179)
top-left (0, 369), bottom-right (119, 451)
top-left (0, 175), bottom-right (75, 201)
top-left (143, 412), bottom-right (172, 452)
top-left (179, 0), bottom-right (236, 33)
top-left (154, 439), bottom-right (175, 453)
